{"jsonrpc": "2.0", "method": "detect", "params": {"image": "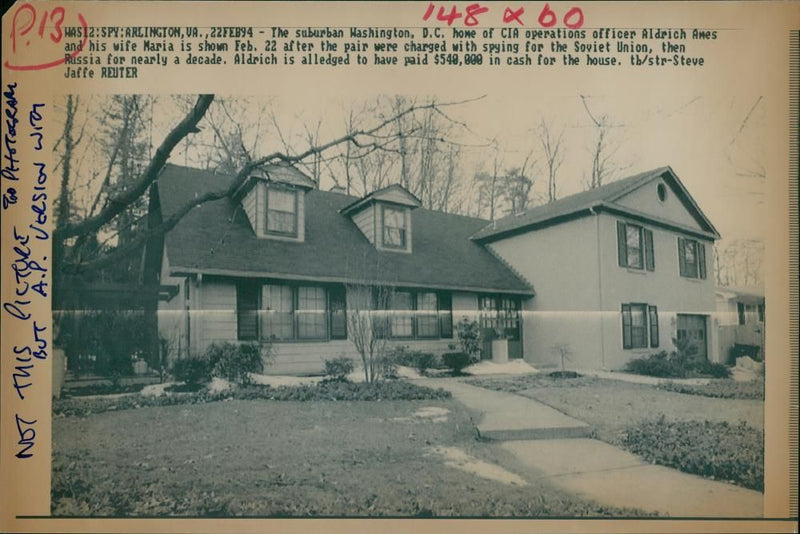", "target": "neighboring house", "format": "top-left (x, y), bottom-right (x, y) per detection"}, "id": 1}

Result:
top-left (151, 163), bottom-right (721, 374)
top-left (716, 287), bottom-right (765, 362)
